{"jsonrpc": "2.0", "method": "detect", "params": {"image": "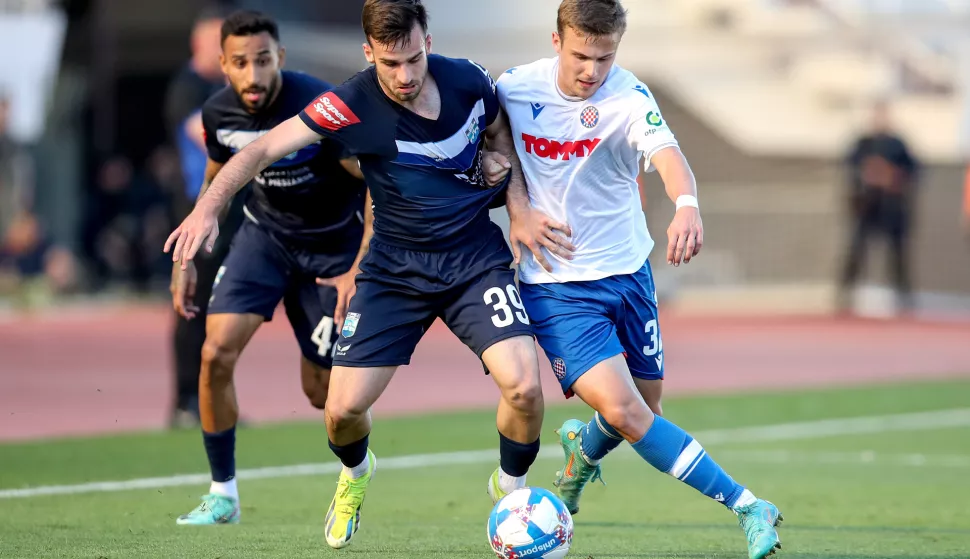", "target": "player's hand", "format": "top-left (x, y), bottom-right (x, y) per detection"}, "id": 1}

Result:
top-left (509, 208), bottom-right (575, 272)
top-left (170, 260), bottom-right (199, 320)
top-left (666, 206), bottom-right (703, 266)
top-left (316, 267), bottom-right (359, 331)
top-left (163, 203), bottom-right (221, 269)
top-left (482, 150), bottom-right (512, 187)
